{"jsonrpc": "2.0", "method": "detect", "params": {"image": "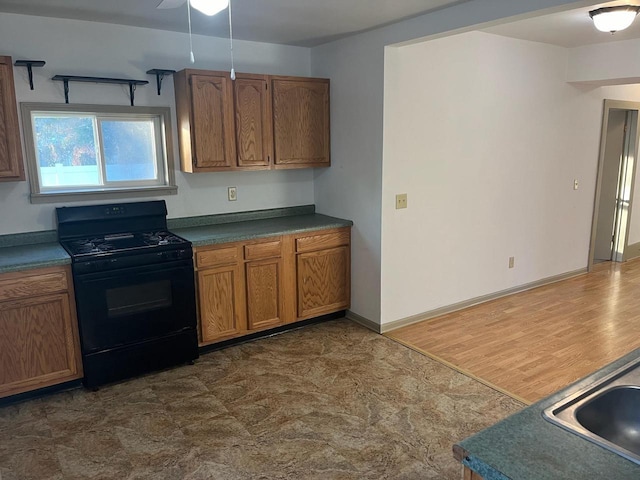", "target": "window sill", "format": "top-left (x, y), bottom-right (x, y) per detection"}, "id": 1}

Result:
top-left (29, 185), bottom-right (178, 204)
